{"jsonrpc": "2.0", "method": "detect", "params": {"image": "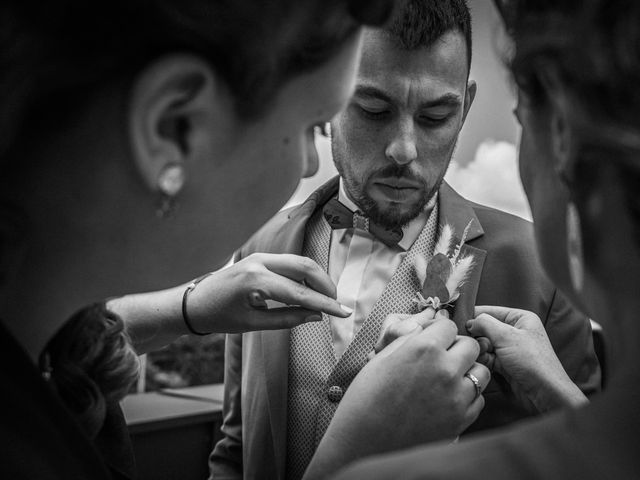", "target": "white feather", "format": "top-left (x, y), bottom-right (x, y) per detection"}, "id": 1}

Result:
top-left (452, 219), bottom-right (474, 262)
top-left (434, 224), bottom-right (453, 256)
top-left (445, 255), bottom-right (474, 297)
top-left (414, 252), bottom-right (428, 286)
